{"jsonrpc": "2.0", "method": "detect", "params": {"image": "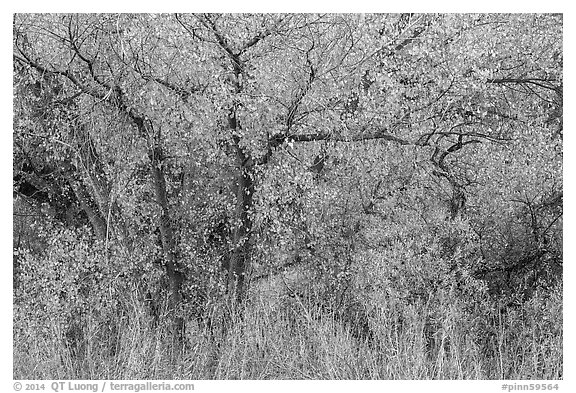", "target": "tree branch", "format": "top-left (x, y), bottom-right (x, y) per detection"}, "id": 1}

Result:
top-left (196, 14), bottom-right (239, 64)
top-left (67, 16), bottom-right (111, 91)
top-left (393, 20), bottom-right (430, 52)
top-left (238, 15), bottom-right (287, 56)
top-left (487, 77), bottom-right (560, 92)
top-left (14, 53), bottom-right (108, 101)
